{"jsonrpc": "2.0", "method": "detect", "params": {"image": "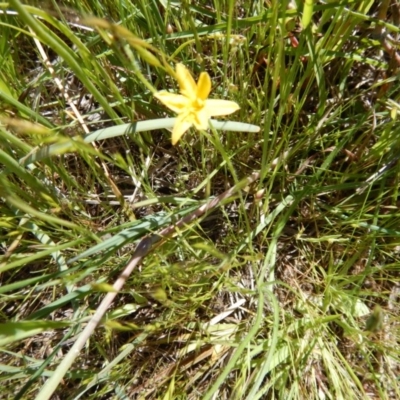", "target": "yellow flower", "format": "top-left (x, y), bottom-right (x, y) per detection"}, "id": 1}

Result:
top-left (154, 63), bottom-right (240, 145)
